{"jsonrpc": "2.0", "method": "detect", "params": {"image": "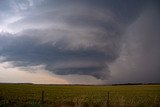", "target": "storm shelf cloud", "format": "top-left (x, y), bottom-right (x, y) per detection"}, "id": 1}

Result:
top-left (0, 0), bottom-right (160, 84)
